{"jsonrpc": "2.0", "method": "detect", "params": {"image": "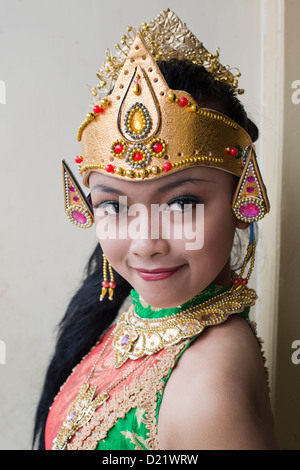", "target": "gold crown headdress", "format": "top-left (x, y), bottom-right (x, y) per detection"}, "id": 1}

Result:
top-left (63, 9), bottom-right (270, 230)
